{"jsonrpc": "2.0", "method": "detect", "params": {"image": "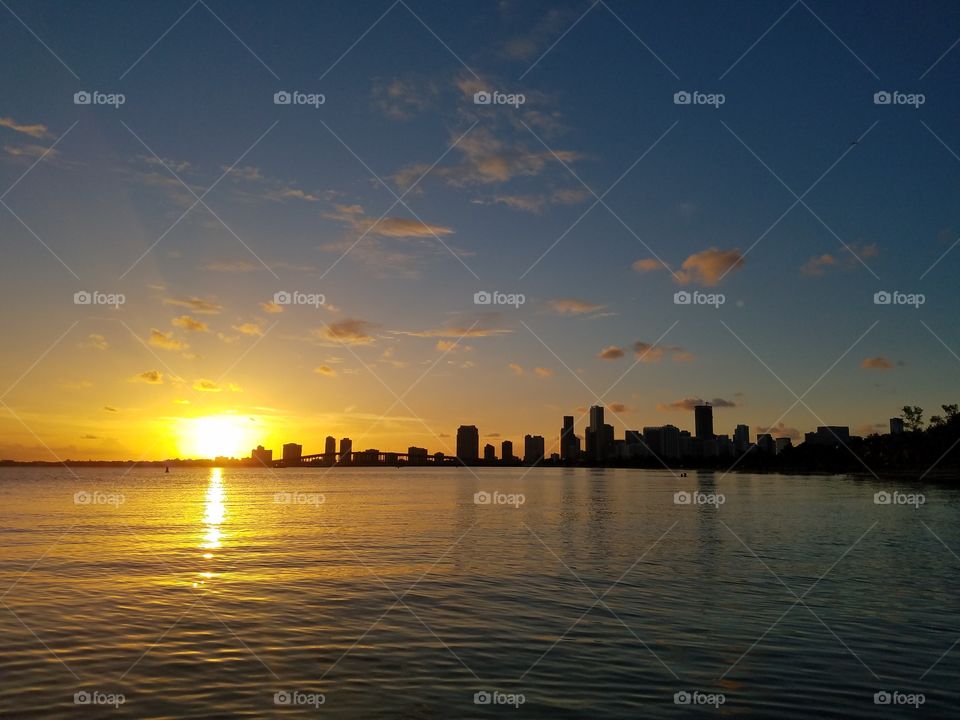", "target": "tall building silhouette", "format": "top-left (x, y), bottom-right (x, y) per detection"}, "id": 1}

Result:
top-left (695, 403), bottom-right (714, 439)
top-left (251, 445), bottom-right (272, 464)
top-left (524, 434), bottom-right (545, 465)
top-left (560, 415), bottom-right (579, 461)
top-left (589, 405), bottom-right (605, 461)
top-left (501, 440), bottom-right (514, 463)
top-left (324, 435), bottom-right (336, 456)
top-left (339, 437), bottom-right (352, 460)
top-left (456, 425), bottom-right (479, 463)
top-left (733, 424), bottom-right (750, 454)
top-left (483, 443), bottom-right (496, 462)
top-left (282, 443), bottom-right (302, 463)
